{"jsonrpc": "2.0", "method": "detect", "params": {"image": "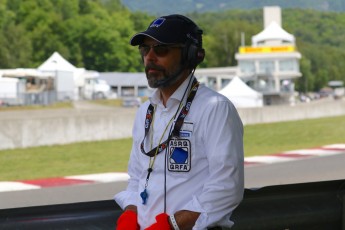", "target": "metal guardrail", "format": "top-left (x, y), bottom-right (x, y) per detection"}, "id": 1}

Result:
top-left (0, 179), bottom-right (344, 230)
top-left (0, 200), bottom-right (120, 230)
top-left (231, 179), bottom-right (345, 230)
